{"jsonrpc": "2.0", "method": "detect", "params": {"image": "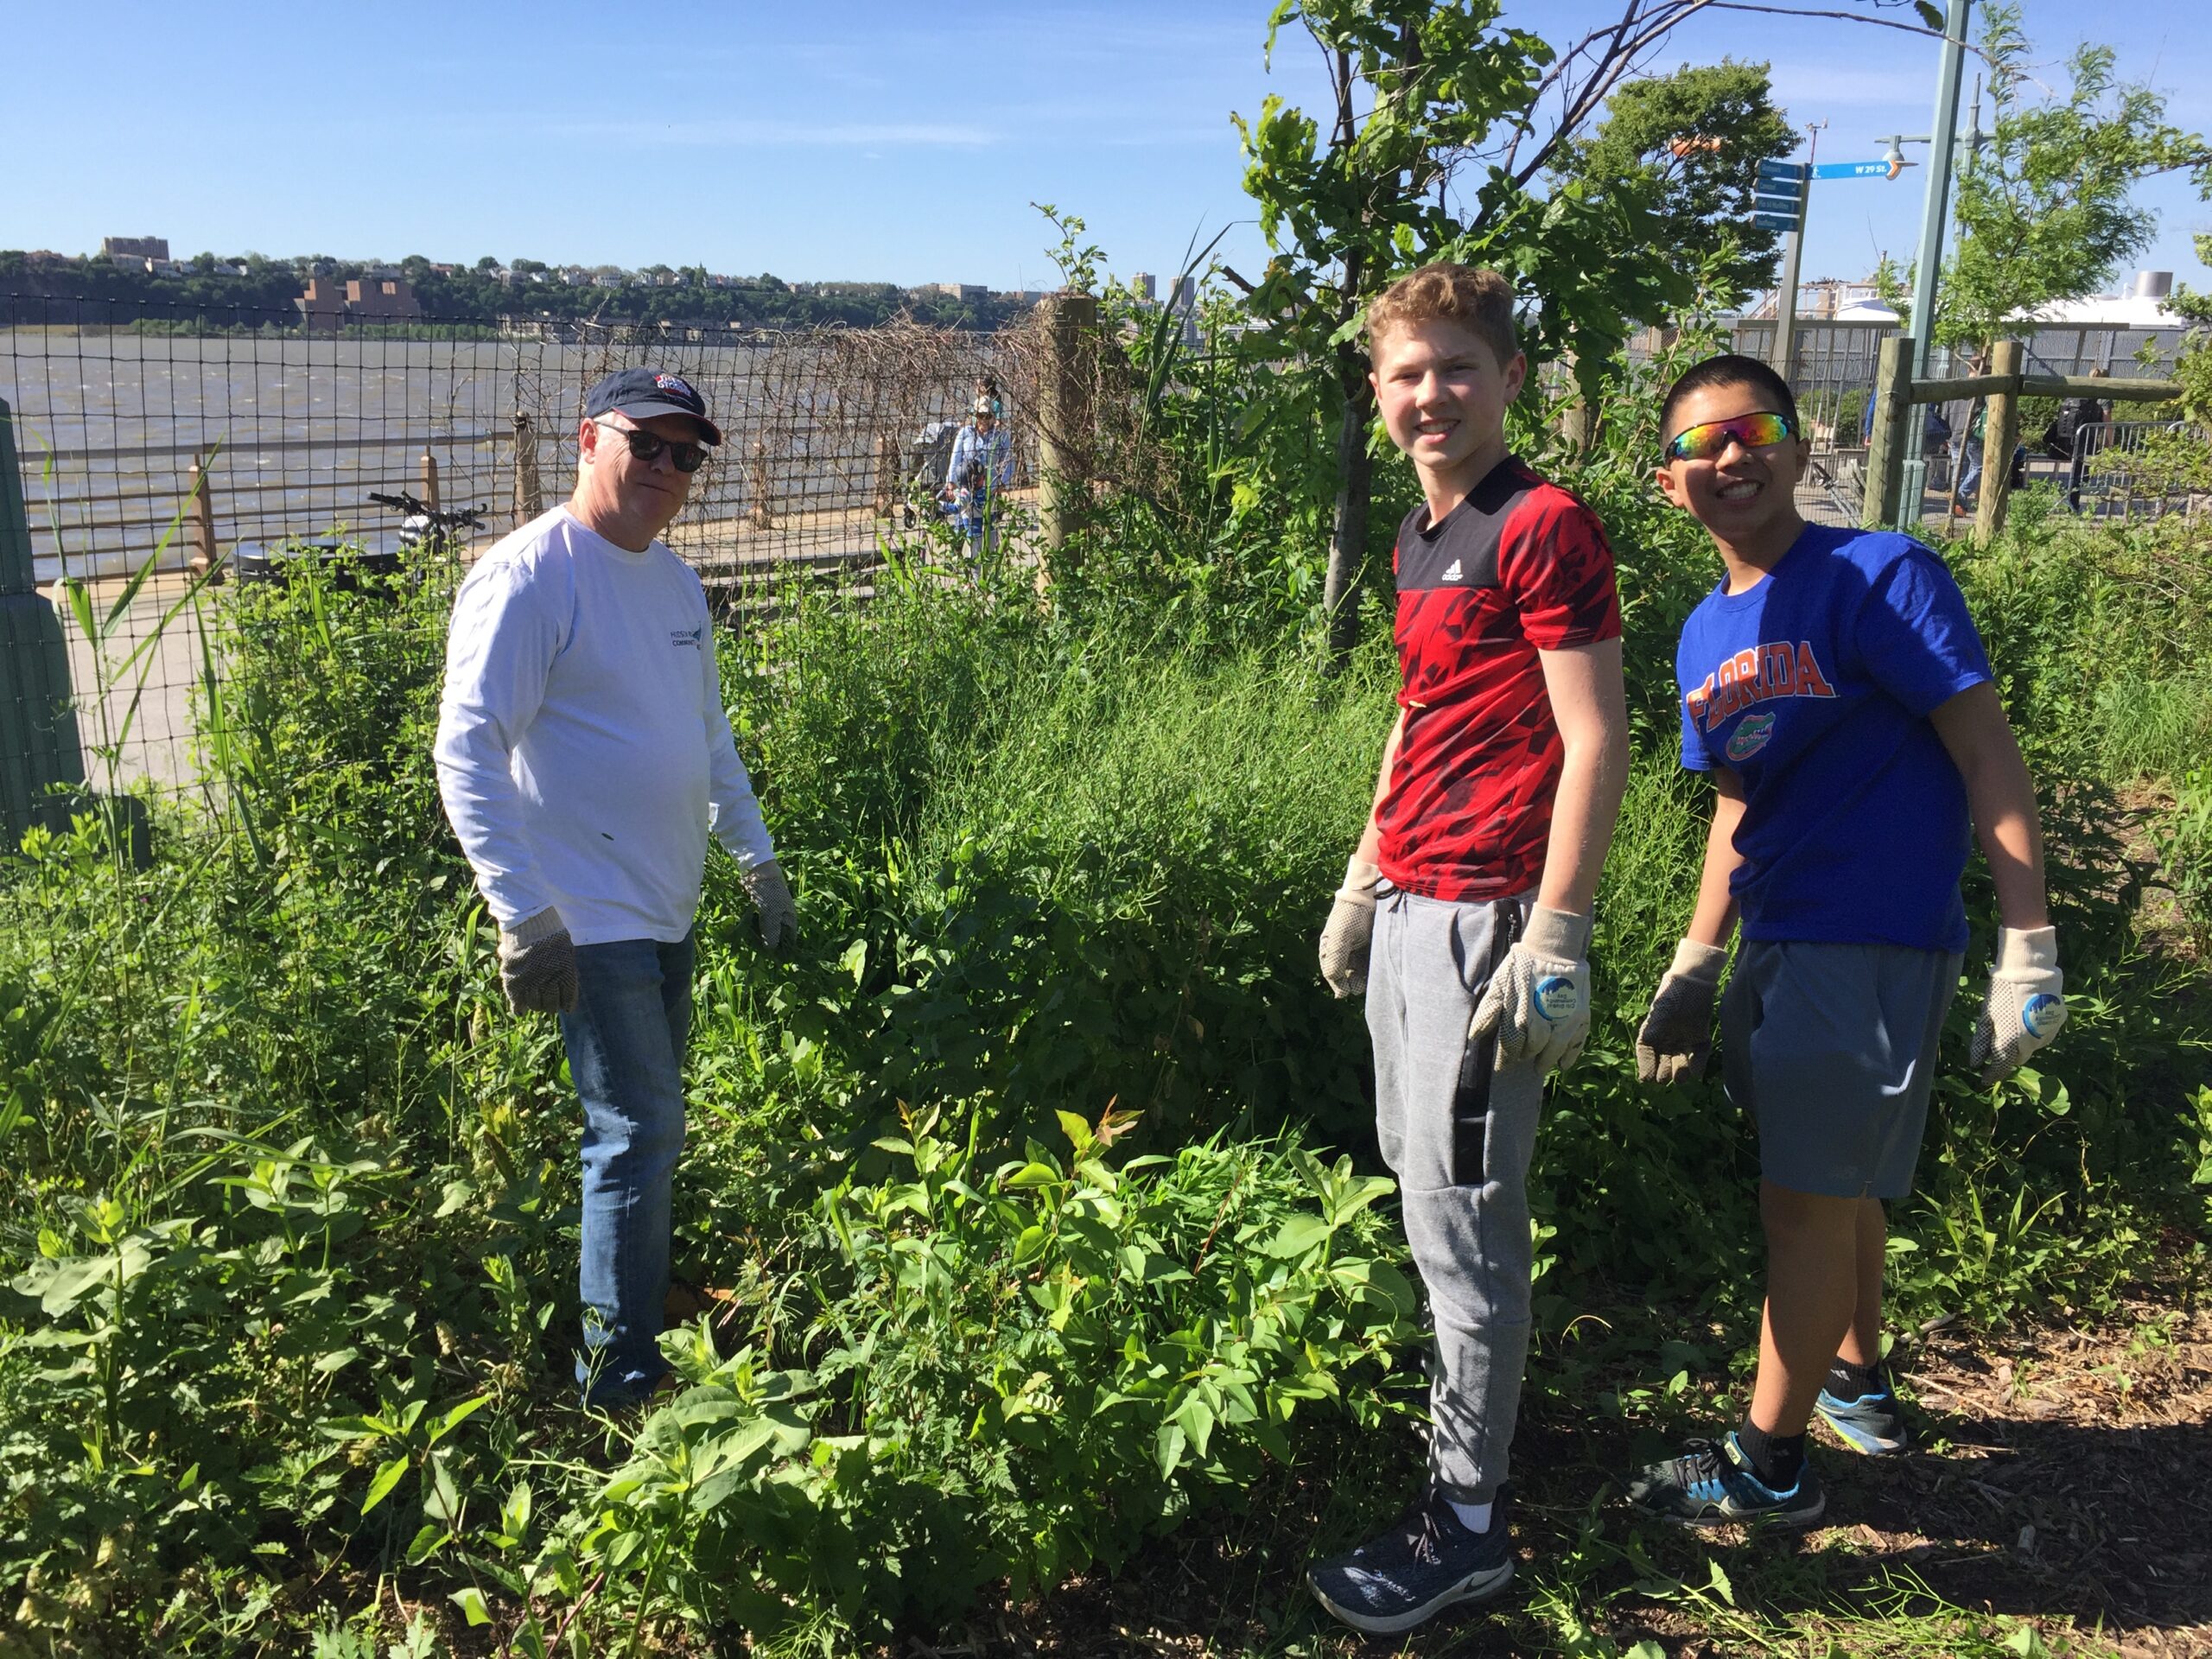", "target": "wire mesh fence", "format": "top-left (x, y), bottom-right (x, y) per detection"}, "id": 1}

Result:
top-left (2, 296), bottom-right (1050, 800)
